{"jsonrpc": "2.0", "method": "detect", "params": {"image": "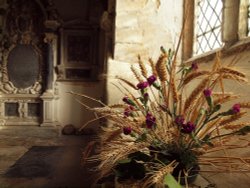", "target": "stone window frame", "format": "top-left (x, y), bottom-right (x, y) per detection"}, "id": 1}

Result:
top-left (183, 0), bottom-right (250, 63)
